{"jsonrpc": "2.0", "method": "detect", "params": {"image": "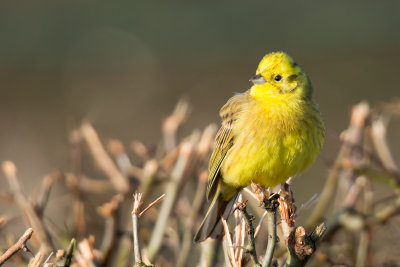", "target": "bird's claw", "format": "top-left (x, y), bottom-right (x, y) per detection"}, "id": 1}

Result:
top-left (262, 193), bottom-right (280, 211)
